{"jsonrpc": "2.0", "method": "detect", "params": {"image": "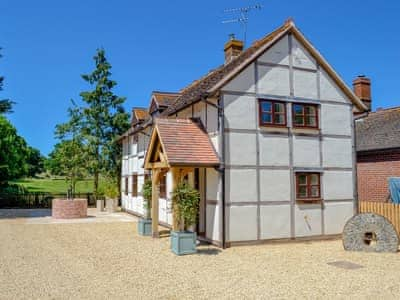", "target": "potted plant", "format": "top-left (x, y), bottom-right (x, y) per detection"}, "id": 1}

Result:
top-left (104, 180), bottom-right (119, 213)
top-left (170, 181), bottom-right (200, 255)
top-left (138, 178), bottom-right (152, 236)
